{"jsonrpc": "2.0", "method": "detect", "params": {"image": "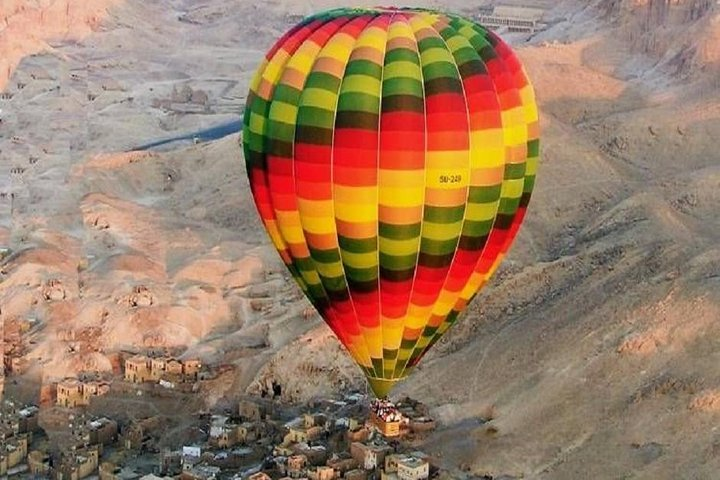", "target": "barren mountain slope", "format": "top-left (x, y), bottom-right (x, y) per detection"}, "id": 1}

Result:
top-left (0, 0), bottom-right (123, 92)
